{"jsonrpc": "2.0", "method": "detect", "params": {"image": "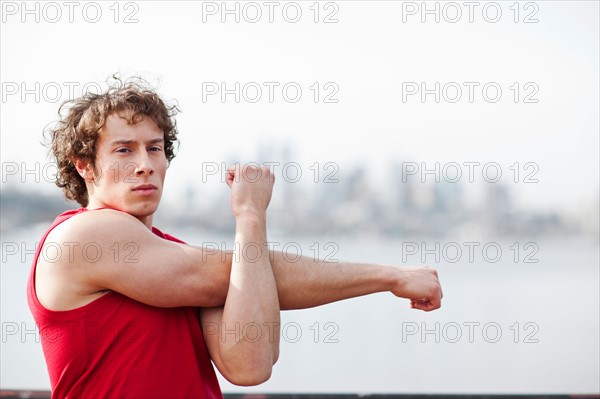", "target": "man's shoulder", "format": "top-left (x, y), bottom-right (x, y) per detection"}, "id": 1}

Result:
top-left (46, 208), bottom-right (145, 246)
